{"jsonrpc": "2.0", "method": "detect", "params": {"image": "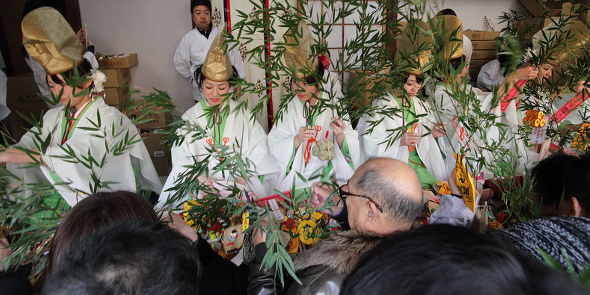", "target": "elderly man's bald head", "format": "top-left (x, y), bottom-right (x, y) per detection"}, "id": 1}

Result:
top-left (350, 158), bottom-right (423, 223)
